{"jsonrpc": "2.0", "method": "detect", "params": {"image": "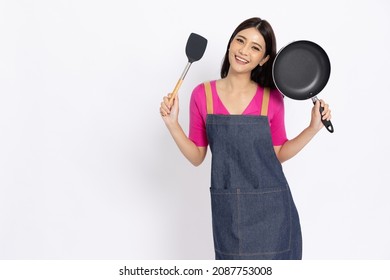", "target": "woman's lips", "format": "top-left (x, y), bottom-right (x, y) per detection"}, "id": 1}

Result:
top-left (235, 55), bottom-right (249, 64)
